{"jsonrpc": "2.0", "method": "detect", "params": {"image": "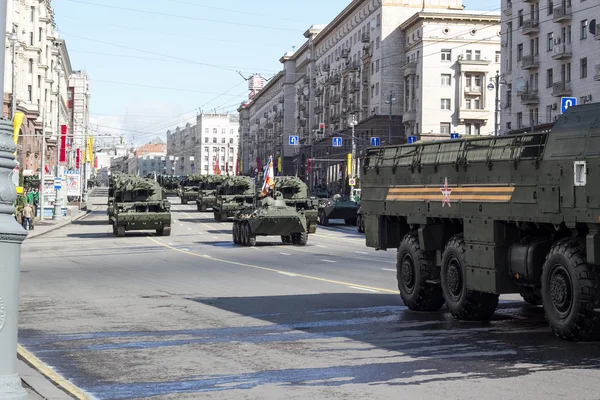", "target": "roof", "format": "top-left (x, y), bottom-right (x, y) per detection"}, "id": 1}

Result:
top-left (400, 10), bottom-right (501, 30)
top-left (135, 143), bottom-right (167, 156)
